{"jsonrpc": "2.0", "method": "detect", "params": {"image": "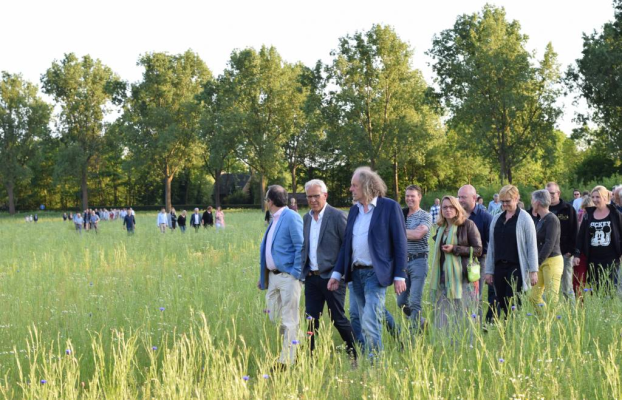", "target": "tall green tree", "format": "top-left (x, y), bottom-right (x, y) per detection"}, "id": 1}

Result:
top-left (567, 0), bottom-right (622, 158)
top-left (221, 46), bottom-right (299, 210)
top-left (326, 24), bottom-right (441, 199)
top-left (428, 5), bottom-right (563, 184)
top-left (196, 76), bottom-right (242, 207)
top-left (122, 50), bottom-right (211, 211)
top-left (0, 72), bottom-right (51, 213)
top-left (41, 53), bottom-right (125, 210)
